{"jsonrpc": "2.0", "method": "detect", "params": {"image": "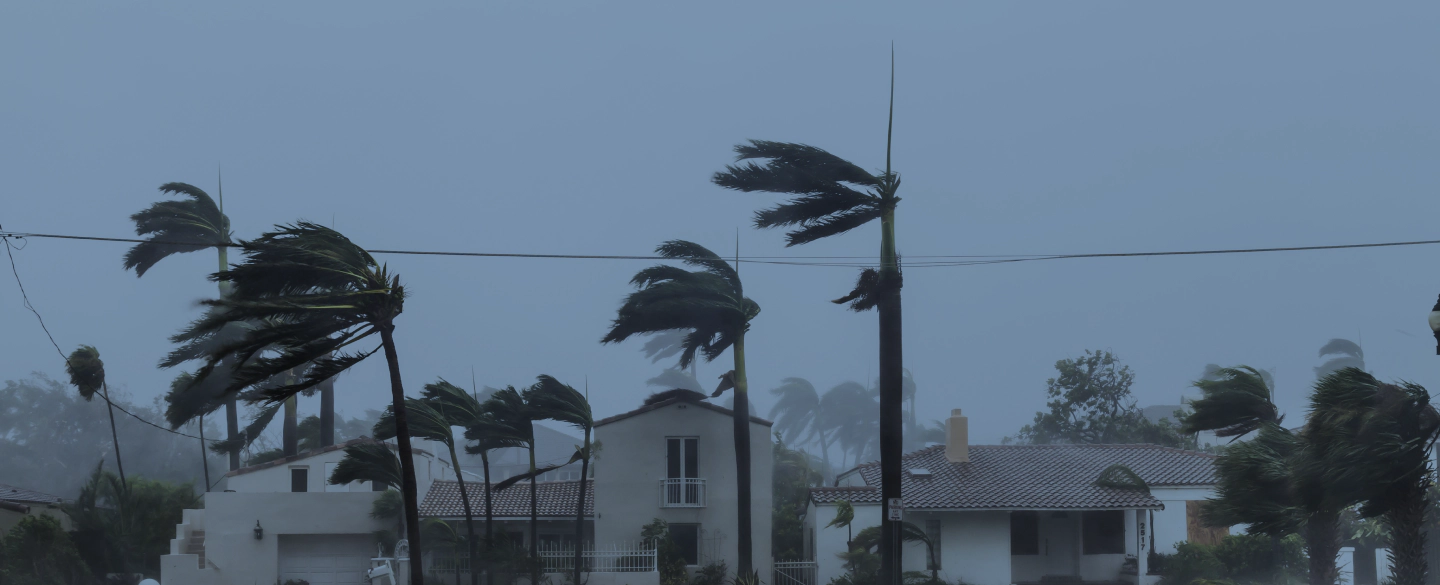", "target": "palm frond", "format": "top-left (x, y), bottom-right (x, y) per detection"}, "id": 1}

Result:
top-left (420, 379), bottom-right (486, 426)
top-left (124, 182), bottom-right (229, 277)
top-left (374, 399), bottom-right (455, 446)
top-left (1094, 464), bottom-right (1150, 493)
top-left (645, 368), bottom-right (702, 392)
top-left (644, 389), bottom-right (709, 406)
top-left (768, 377), bottom-right (819, 445)
top-left (329, 441), bottom-right (404, 489)
top-left (527, 375), bottom-right (592, 430)
top-left (209, 402), bottom-right (281, 456)
top-left (65, 345), bottom-right (105, 400)
top-left (465, 386), bottom-right (533, 449)
top-left (1183, 365), bottom-right (1281, 437)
